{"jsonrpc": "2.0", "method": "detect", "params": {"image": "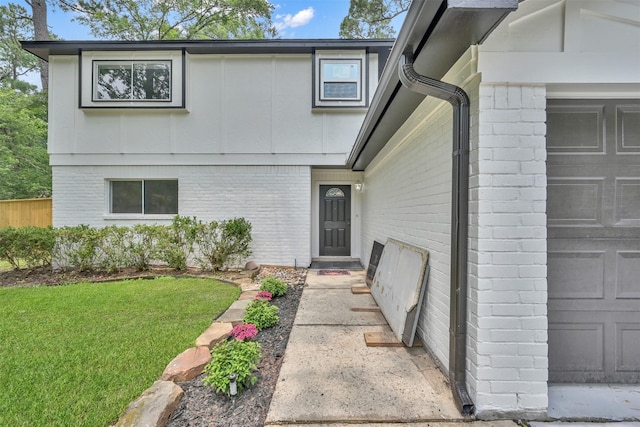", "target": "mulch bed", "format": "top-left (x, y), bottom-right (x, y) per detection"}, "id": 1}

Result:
top-left (0, 264), bottom-right (306, 426)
